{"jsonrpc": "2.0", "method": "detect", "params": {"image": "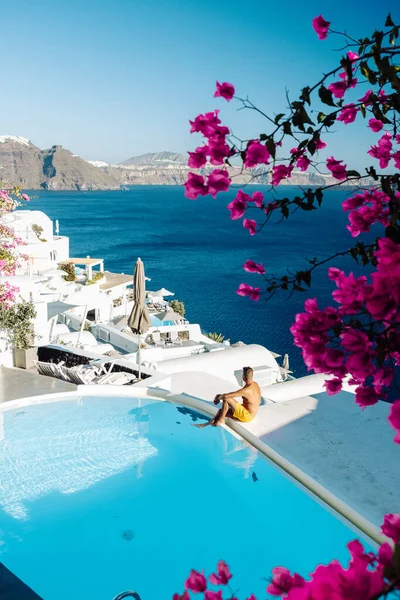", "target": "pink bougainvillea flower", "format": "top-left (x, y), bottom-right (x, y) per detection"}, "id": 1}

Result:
top-left (326, 156), bottom-right (347, 180)
top-left (251, 191), bottom-right (264, 207)
top-left (243, 259), bottom-right (265, 274)
top-left (21, 193), bottom-right (30, 201)
top-left (236, 283), bottom-right (260, 301)
top-left (341, 329), bottom-right (371, 353)
top-left (325, 378), bottom-right (342, 396)
top-left (337, 103), bottom-right (358, 125)
top-left (369, 118), bottom-right (384, 132)
top-left (358, 89), bottom-right (374, 105)
top-left (204, 591), bottom-right (223, 600)
top-left (328, 80), bottom-right (348, 99)
top-left (209, 561), bottom-right (232, 586)
top-left (315, 137), bottom-right (327, 150)
top-left (347, 51), bottom-right (359, 61)
top-left (392, 150), bottom-right (400, 169)
top-left (246, 596), bottom-right (257, 600)
top-left (190, 110), bottom-right (221, 138)
top-left (208, 140), bottom-right (231, 165)
top-left (188, 146), bottom-right (208, 169)
top-left (184, 173), bottom-right (208, 200)
top-left (267, 567), bottom-right (304, 596)
top-left (312, 15), bottom-right (330, 40)
top-left (214, 81), bottom-right (235, 101)
top-left (338, 71), bottom-right (358, 89)
top-left (227, 190), bottom-right (250, 220)
top-left (388, 400), bottom-right (400, 444)
top-left (173, 592), bottom-right (190, 600)
top-left (355, 385), bottom-right (380, 409)
top-left (381, 513), bottom-right (400, 542)
top-left (185, 569), bottom-right (207, 593)
top-left (378, 542), bottom-right (394, 568)
top-left (271, 164), bottom-right (293, 186)
top-left (243, 218), bottom-right (257, 235)
top-left (297, 154), bottom-right (311, 171)
top-left (207, 169), bottom-right (231, 198)
top-left (244, 141), bottom-right (270, 168)
top-left (368, 132), bottom-right (393, 169)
